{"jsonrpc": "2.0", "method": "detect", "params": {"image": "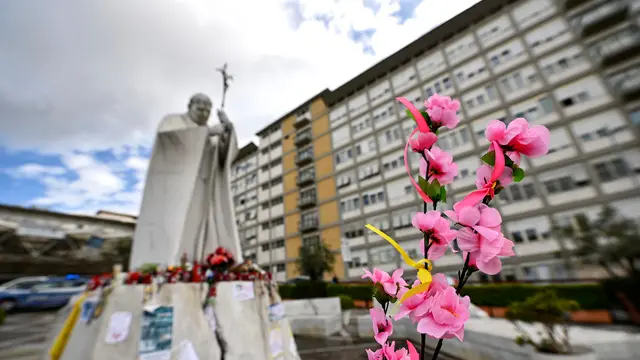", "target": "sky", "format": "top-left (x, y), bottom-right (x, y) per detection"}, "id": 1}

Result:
top-left (0, 0), bottom-right (480, 216)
